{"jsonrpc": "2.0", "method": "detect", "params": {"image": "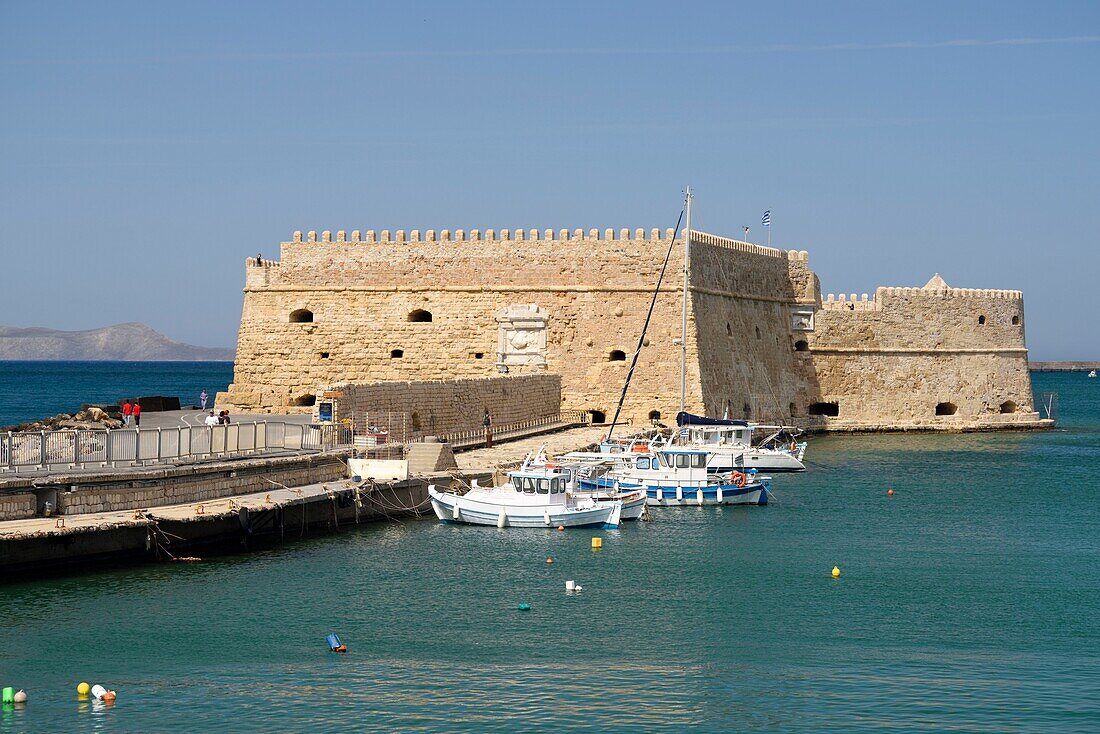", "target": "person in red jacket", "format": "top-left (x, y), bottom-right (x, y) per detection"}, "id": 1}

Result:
top-left (132, 401), bottom-right (142, 427)
top-left (121, 400), bottom-right (132, 427)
